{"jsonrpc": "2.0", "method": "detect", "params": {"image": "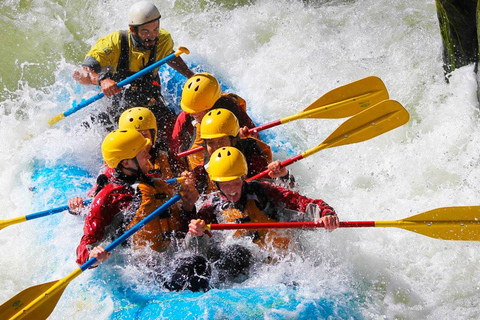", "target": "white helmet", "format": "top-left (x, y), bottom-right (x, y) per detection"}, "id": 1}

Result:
top-left (128, 1), bottom-right (161, 27)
